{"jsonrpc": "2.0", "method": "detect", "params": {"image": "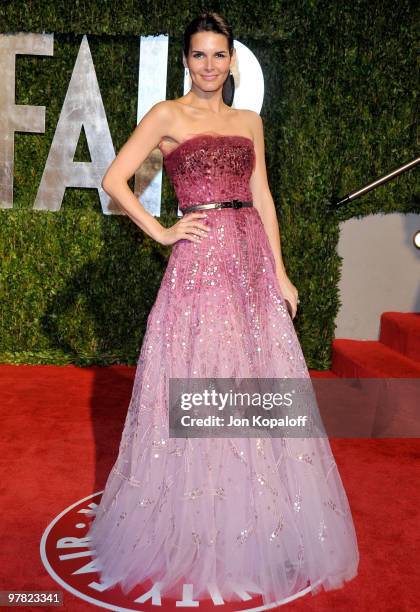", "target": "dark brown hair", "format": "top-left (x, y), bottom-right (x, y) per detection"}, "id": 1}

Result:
top-left (182, 12), bottom-right (235, 106)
